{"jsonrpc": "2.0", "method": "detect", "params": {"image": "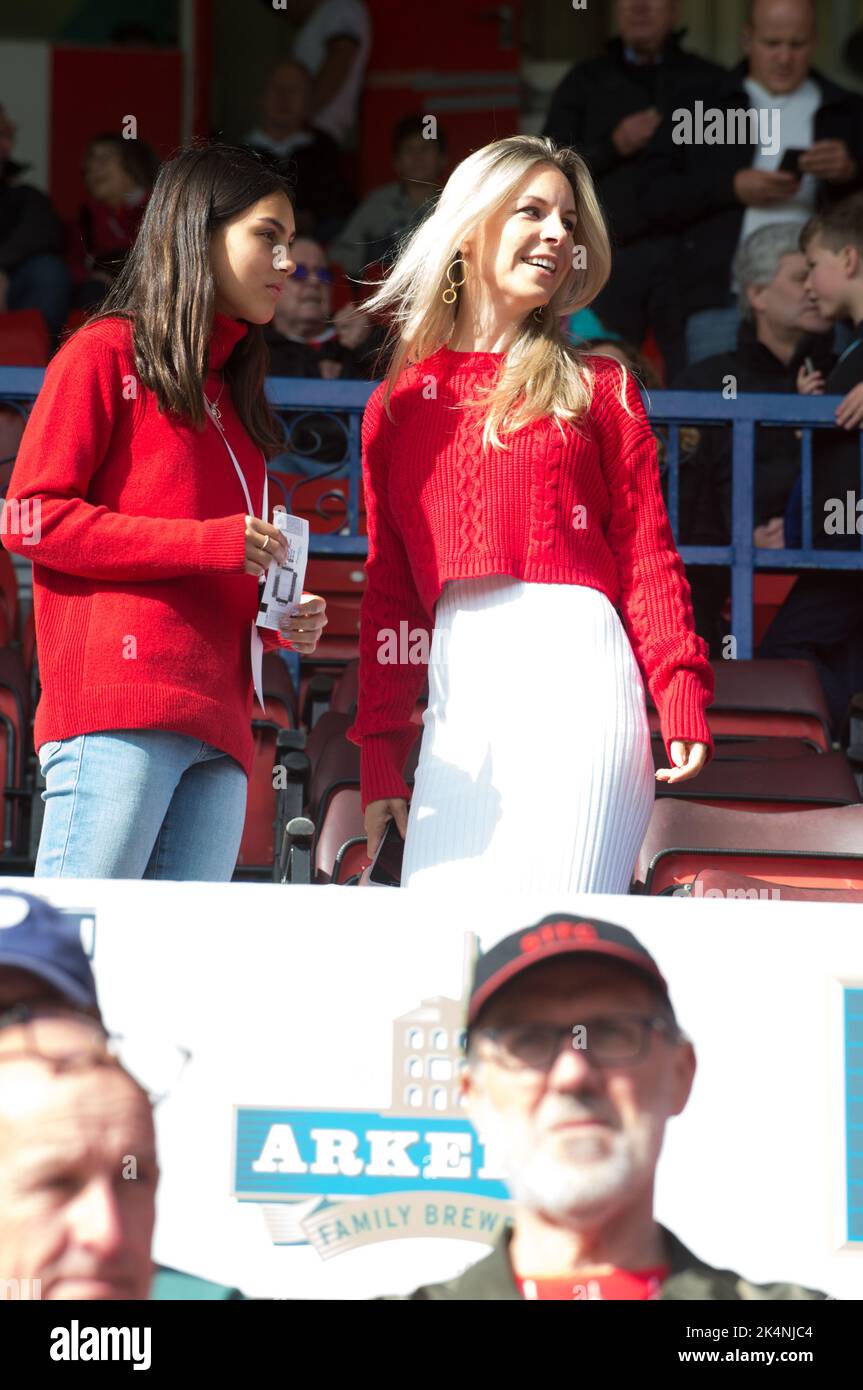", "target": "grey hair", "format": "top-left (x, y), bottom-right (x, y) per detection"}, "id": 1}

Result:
top-left (733, 222), bottom-right (808, 321)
